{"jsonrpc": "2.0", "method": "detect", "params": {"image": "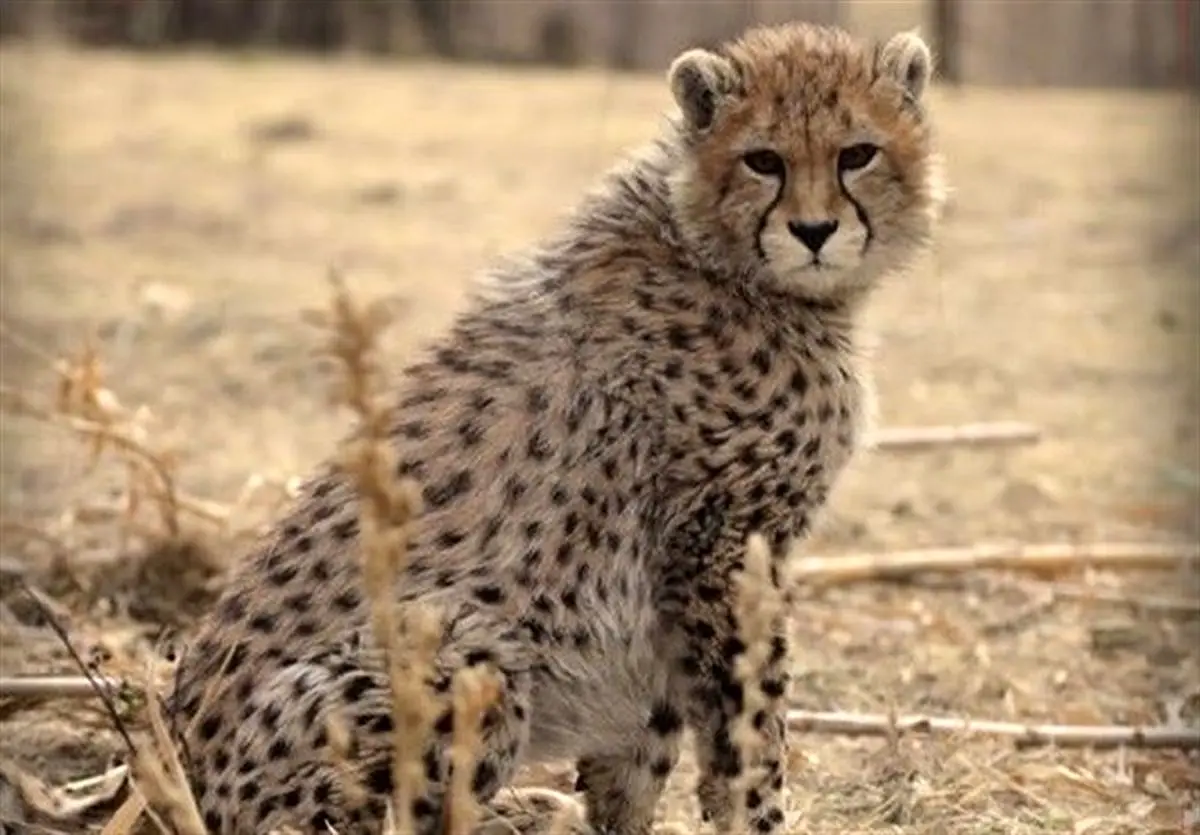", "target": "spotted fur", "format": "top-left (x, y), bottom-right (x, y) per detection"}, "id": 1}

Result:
top-left (170, 22), bottom-right (942, 835)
